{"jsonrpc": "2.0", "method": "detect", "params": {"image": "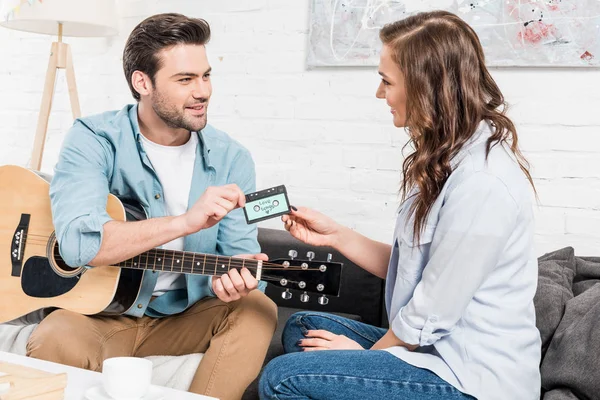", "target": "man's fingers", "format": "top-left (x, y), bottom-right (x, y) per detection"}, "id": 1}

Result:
top-left (219, 274), bottom-right (240, 299)
top-left (208, 185), bottom-right (244, 207)
top-left (223, 184), bottom-right (245, 207)
top-left (240, 268), bottom-right (258, 290)
top-left (214, 197), bottom-right (238, 213)
top-left (227, 269), bottom-right (247, 293)
top-left (213, 278), bottom-right (231, 302)
top-left (235, 186), bottom-right (246, 207)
